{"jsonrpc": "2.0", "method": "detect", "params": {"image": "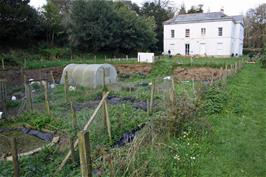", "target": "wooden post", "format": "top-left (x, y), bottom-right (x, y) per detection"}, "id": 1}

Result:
top-left (43, 81), bottom-right (51, 115)
top-left (64, 71), bottom-right (69, 103)
top-left (105, 56), bottom-right (107, 61)
top-left (78, 131), bottom-right (92, 177)
top-left (70, 101), bottom-right (78, 130)
top-left (220, 67), bottom-right (223, 80)
top-left (102, 92), bottom-right (112, 143)
top-left (10, 137), bottom-right (19, 177)
top-left (25, 83), bottom-right (33, 112)
top-left (146, 99), bottom-right (150, 115)
top-left (210, 70), bottom-right (214, 85)
top-left (69, 136), bottom-right (76, 163)
top-left (59, 92), bottom-right (110, 170)
top-left (149, 79), bottom-right (155, 115)
top-left (1, 58), bottom-right (4, 70)
top-left (50, 71), bottom-right (55, 85)
top-left (39, 70), bottom-right (42, 80)
top-left (126, 55), bottom-right (128, 61)
top-left (0, 79), bottom-right (7, 118)
top-left (94, 55), bottom-right (96, 63)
